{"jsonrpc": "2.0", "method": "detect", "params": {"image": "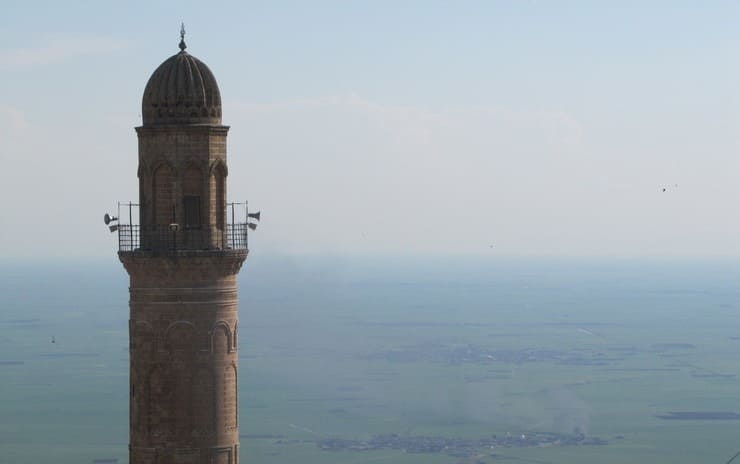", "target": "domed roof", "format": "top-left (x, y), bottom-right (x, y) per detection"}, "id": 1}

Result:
top-left (141, 35), bottom-right (222, 126)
